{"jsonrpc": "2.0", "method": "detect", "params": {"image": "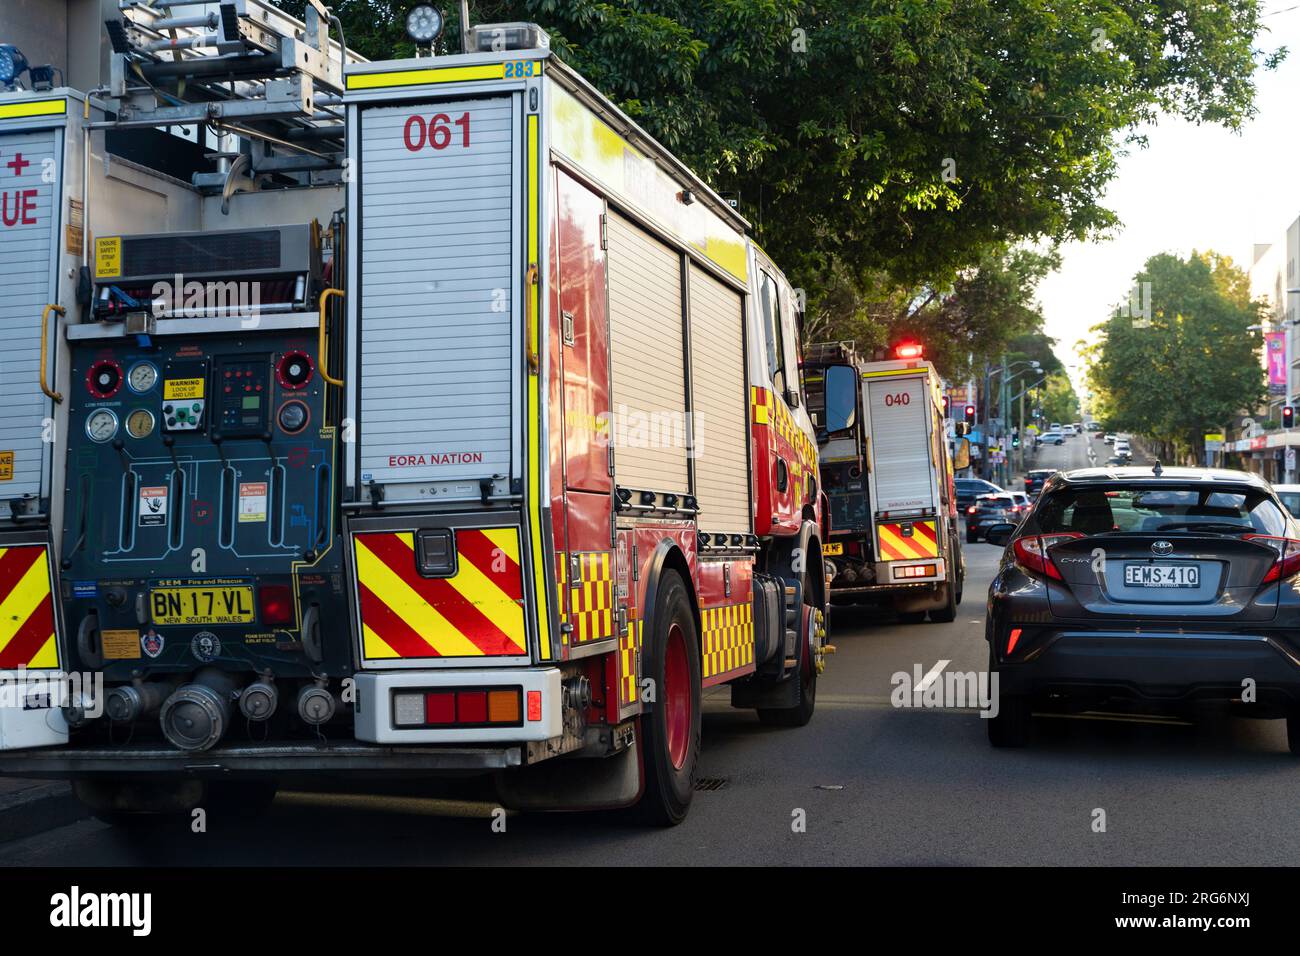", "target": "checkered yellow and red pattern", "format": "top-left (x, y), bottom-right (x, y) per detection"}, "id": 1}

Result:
top-left (619, 616), bottom-right (641, 707)
top-left (701, 602), bottom-right (754, 678)
top-left (568, 551), bottom-right (614, 644)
